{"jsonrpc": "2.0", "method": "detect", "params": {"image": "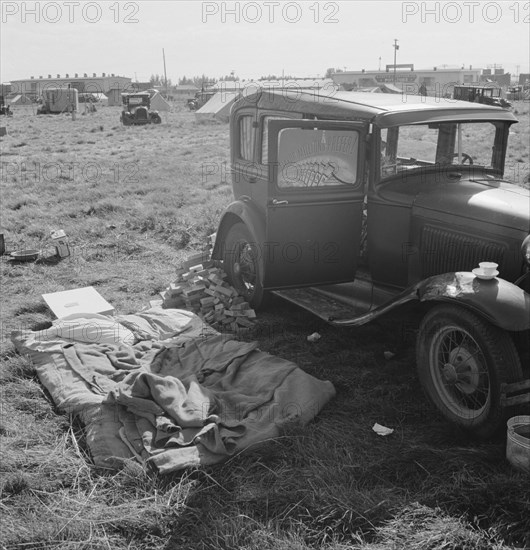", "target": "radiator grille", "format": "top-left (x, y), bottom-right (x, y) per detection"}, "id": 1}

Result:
top-left (420, 226), bottom-right (506, 278)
